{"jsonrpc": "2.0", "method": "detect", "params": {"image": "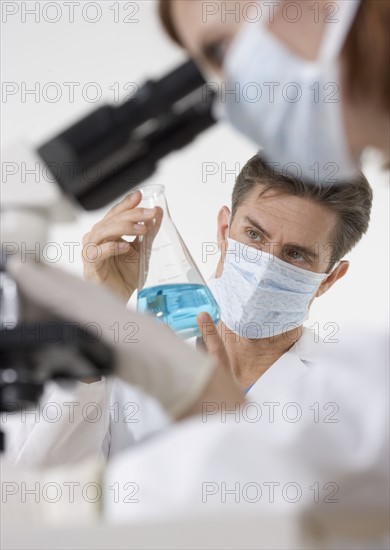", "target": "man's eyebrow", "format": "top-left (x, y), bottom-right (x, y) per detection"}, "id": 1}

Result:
top-left (244, 216), bottom-right (272, 239)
